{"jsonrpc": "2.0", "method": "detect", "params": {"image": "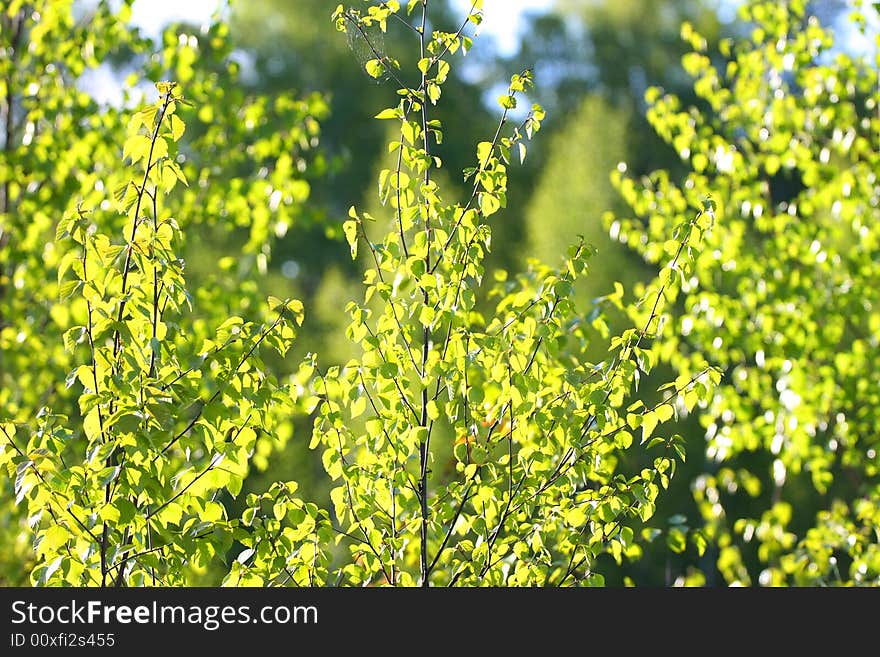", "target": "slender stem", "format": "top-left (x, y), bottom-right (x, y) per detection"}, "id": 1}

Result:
top-left (521, 368), bottom-right (713, 516)
top-left (417, 0), bottom-right (432, 589)
top-left (265, 523), bottom-right (303, 587)
top-left (389, 10), bottom-right (419, 34)
top-left (507, 366), bottom-right (514, 499)
top-left (394, 101), bottom-right (411, 258)
top-left (579, 210), bottom-right (700, 444)
top-left (113, 91), bottom-right (173, 367)
top-left (432, 1), bottom-right (479, 63)
top-left (82, 238), bottom-right (106, 439)
top-left (160, 339), bottom-right (228, 391)
top-left (357, 369), bottom-right (418, 561)
top-left (340, 452), bottom-right (394, 585)
top-left (148, 194), bottom-right (161, 378)
top-left (151, 417), bottom-right (250, 520)
top-left (103, 529), bottom-right (213, 580)
top-left (430, 108), bottom-right (537, 275)
top-left (315, 367), bottom-right (394, 585)
top-left (427, 481), bottom-right (473, 575)
top-left (390, 476), bottom-right (397, 586)
top-left (101, 91), bottom-right (173, 586)
top-left (478, 462), bottom-right (527, 580)
top-left (357, 214), bottom-right (424, 380)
